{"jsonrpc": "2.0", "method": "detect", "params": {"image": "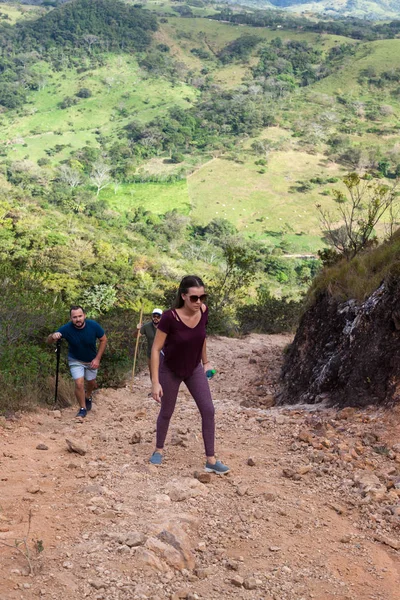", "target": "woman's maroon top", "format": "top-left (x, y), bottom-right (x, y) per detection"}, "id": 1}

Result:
top-left (158, 306), bottom-right (208, 379)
